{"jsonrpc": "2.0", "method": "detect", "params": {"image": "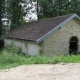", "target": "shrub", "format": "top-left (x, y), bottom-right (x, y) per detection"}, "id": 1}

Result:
top-left (5, 45), bottom-right (20, 54)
